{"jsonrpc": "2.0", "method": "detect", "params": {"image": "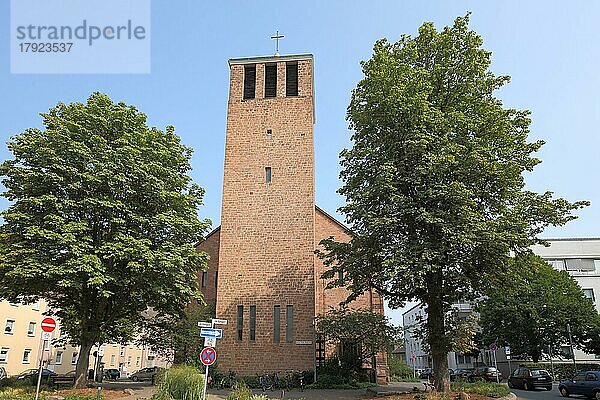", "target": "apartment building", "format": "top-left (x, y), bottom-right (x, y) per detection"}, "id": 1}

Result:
top-left (403, 238), bottom-right (600, 369)
top-left (0, 300), bottom-right (170, 377)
